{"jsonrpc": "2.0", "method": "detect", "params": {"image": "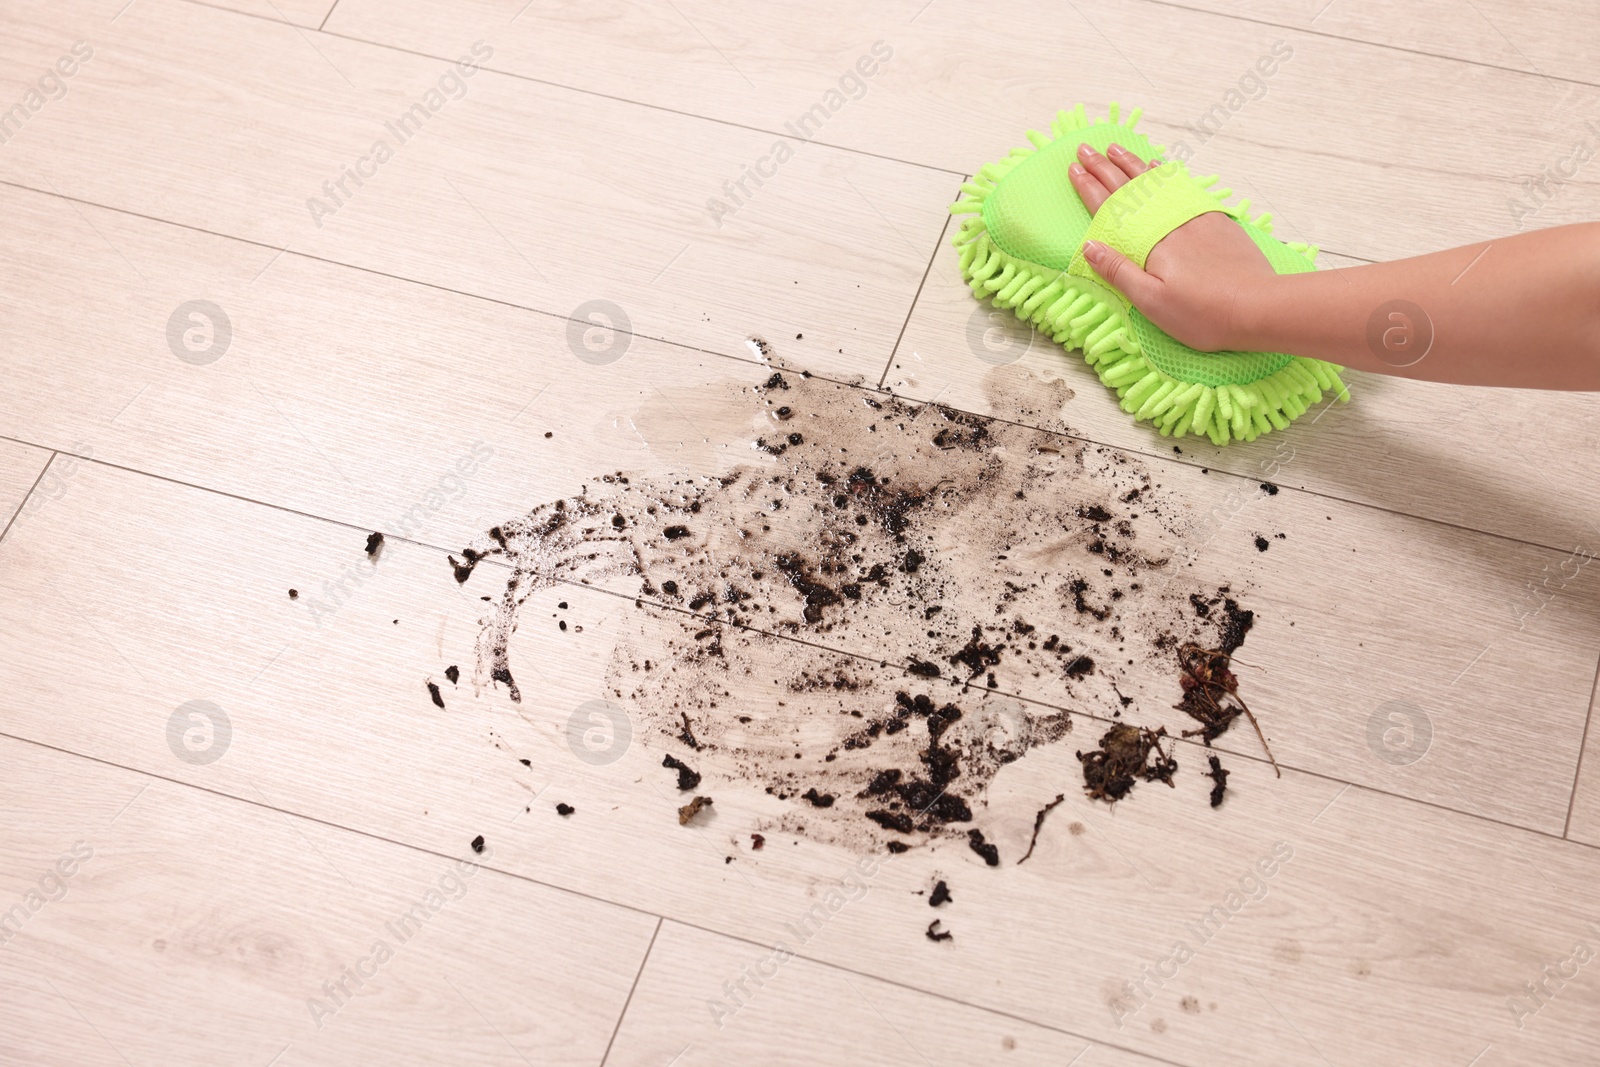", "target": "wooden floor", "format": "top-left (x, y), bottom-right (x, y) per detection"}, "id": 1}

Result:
top-left (2, 0), bottom-right (1599, 1063)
